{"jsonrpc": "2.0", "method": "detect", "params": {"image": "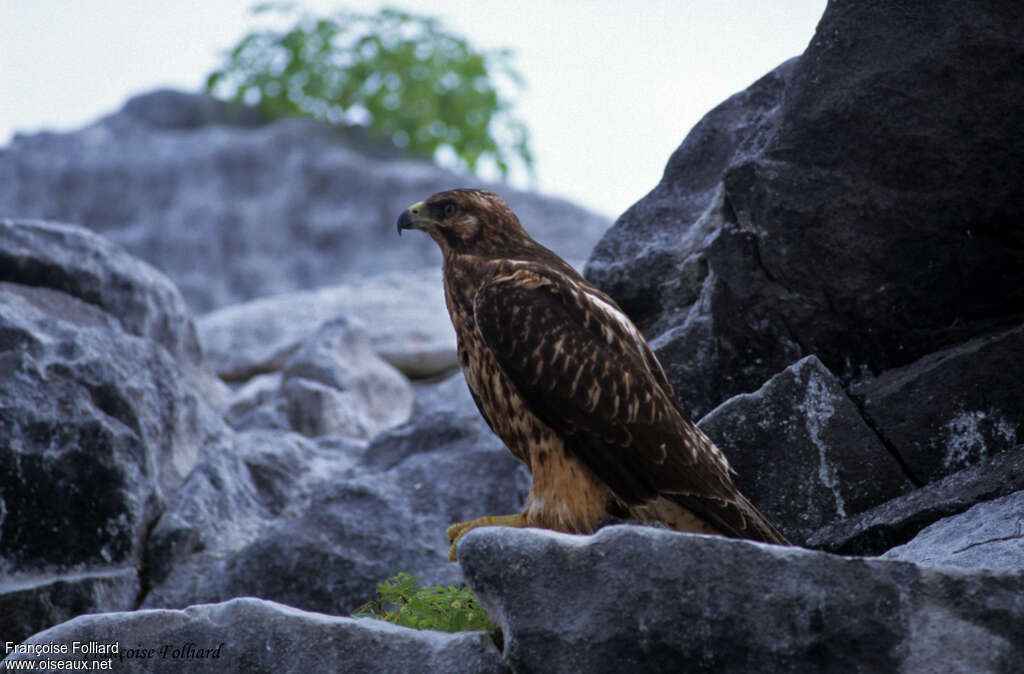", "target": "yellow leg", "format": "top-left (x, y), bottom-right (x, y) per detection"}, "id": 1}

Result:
top-left (445, 513), bottom-right (530, 561)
